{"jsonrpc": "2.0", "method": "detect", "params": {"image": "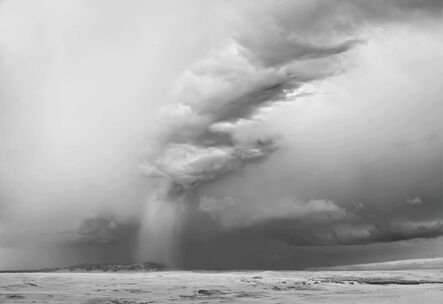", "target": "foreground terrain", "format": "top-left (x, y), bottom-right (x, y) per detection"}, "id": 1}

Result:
top-left (1, 270), bottom-right (442, 303)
